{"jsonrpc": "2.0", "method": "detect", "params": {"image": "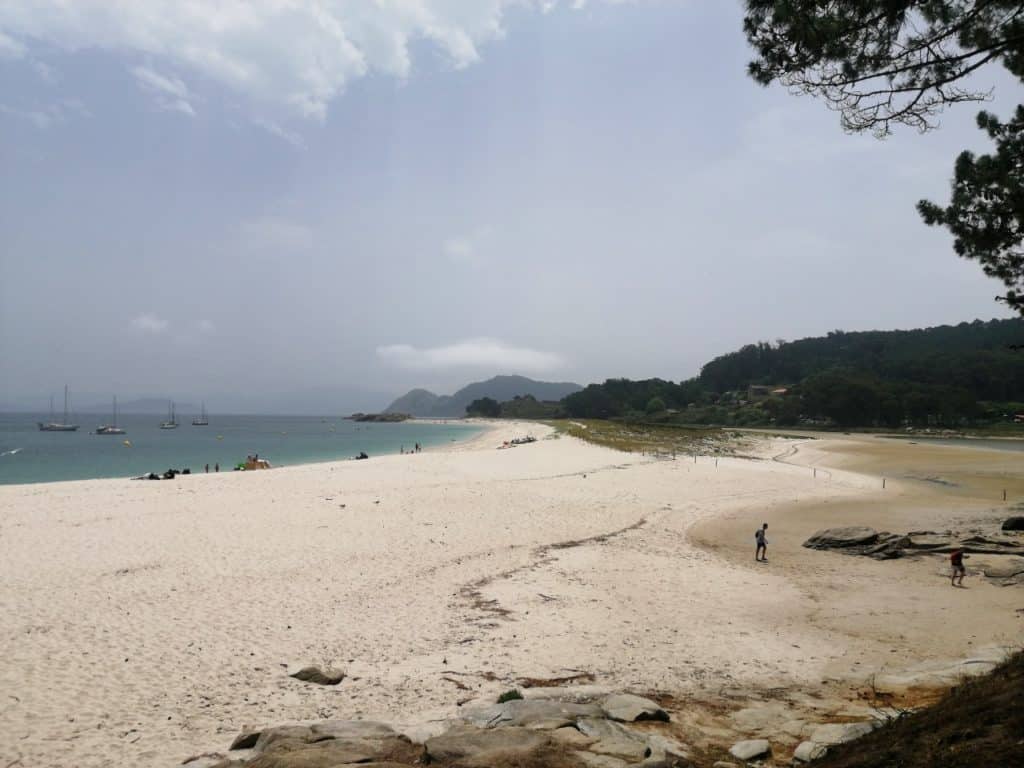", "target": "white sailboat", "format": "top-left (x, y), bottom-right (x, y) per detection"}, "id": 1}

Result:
top-left (192, 402), bottom-right (209, 426)
top-left (38, 385), bottom-right (79, 432)
top-left (96, 396), bottom-right (126, 435)
top-left (159, 401), bottom-right (178, 429)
